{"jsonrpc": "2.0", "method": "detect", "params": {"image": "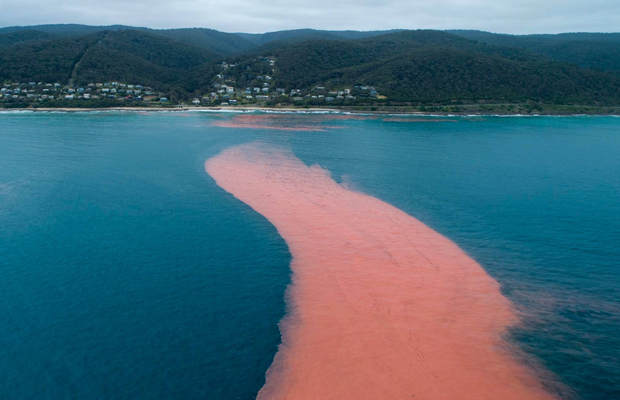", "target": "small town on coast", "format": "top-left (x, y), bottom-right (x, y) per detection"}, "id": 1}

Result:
top-left (1, 58), bottom-right (380, 108)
